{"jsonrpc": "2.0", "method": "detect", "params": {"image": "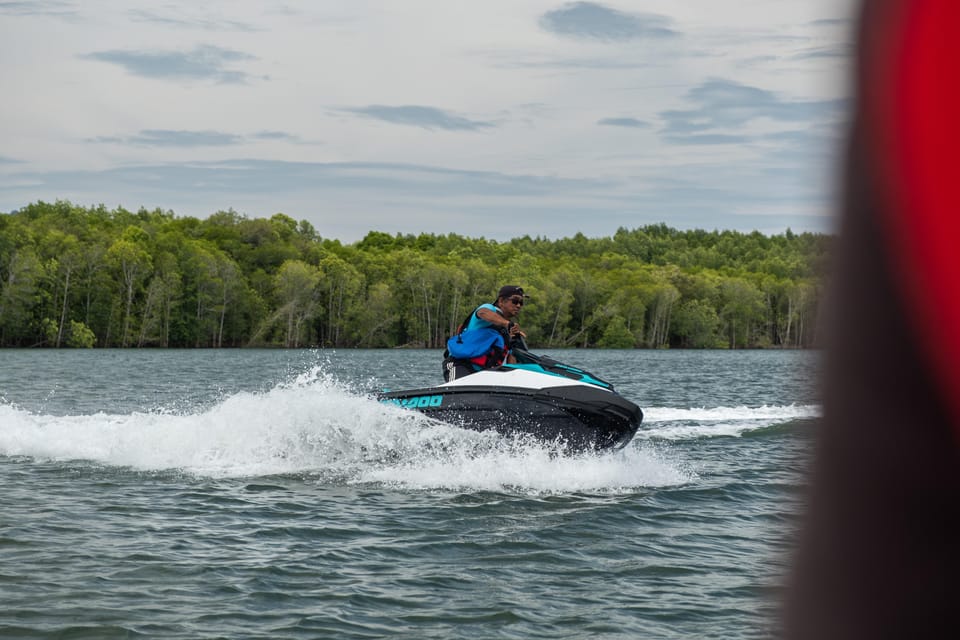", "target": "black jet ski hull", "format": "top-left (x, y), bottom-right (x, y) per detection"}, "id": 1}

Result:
top-left (380, 382), bottom-right (642, 451)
